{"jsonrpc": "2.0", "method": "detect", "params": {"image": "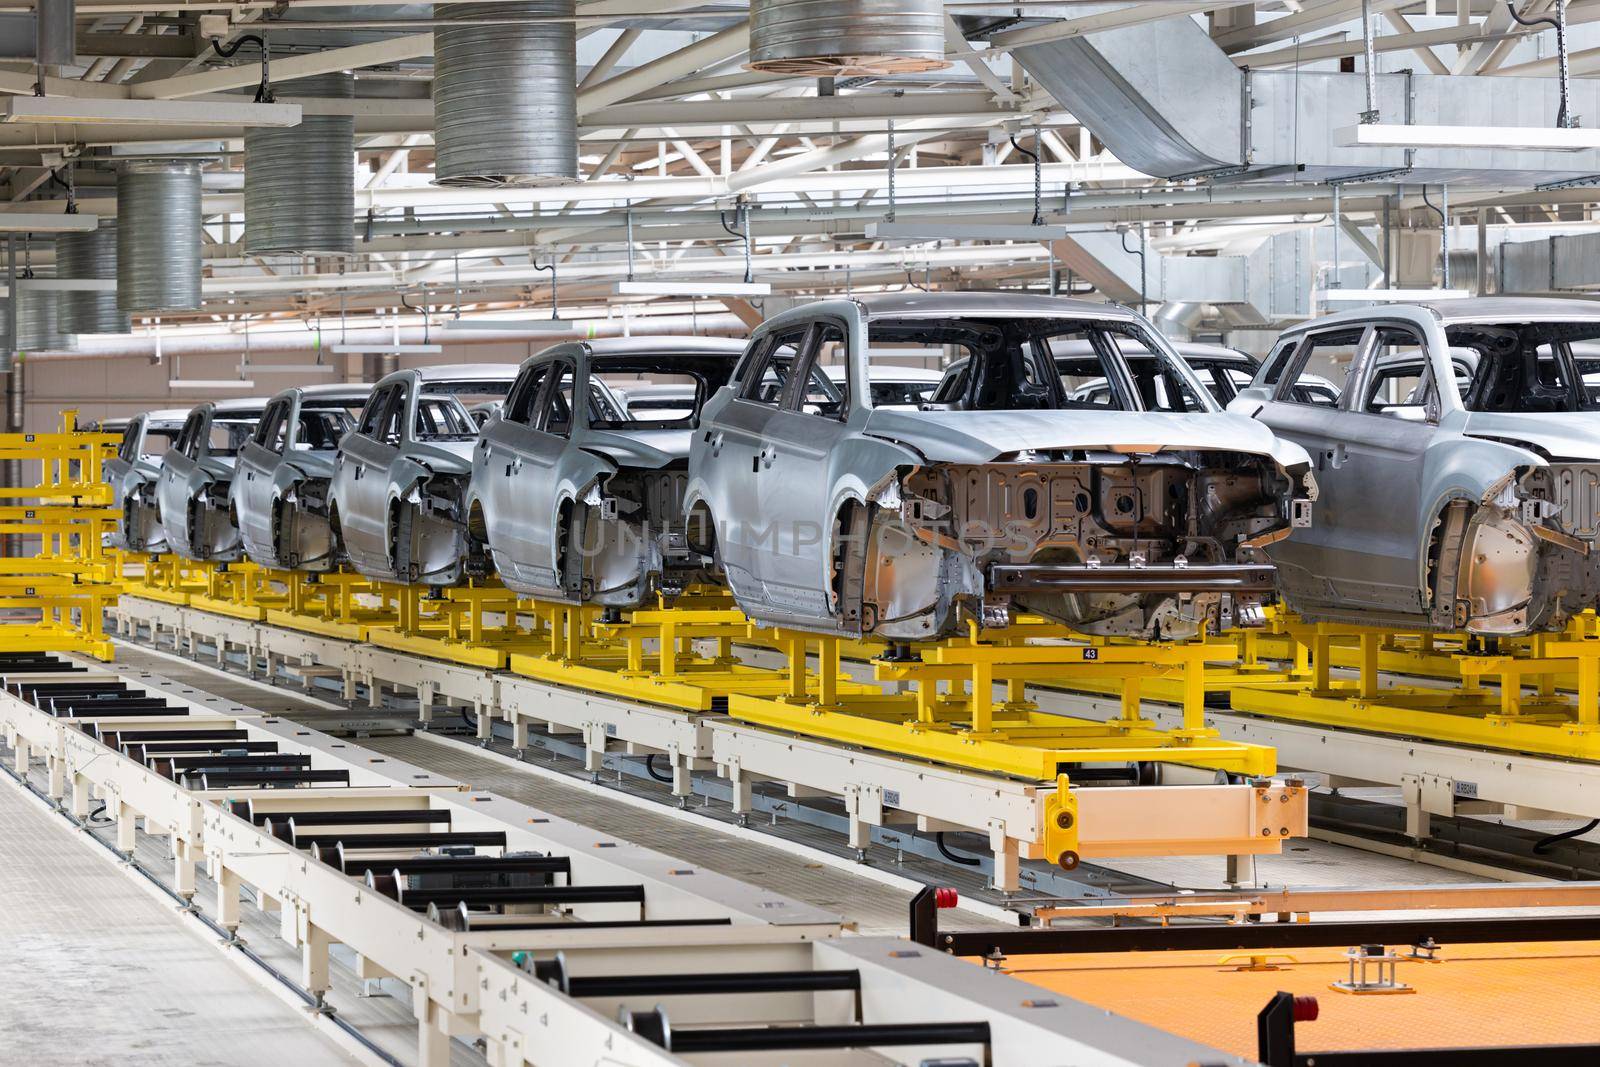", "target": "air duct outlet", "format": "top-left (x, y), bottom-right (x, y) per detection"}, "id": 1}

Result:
top-left (245, 72), bottom-right (355, 256)
top-left (117, 160), bottom-right (203, 313)
top-left (747, 0), bottom-right (949, 76)
top-left (55, 223), bottom-right (129, 335)
top-left (433, 1), bottom-right (577, 187)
